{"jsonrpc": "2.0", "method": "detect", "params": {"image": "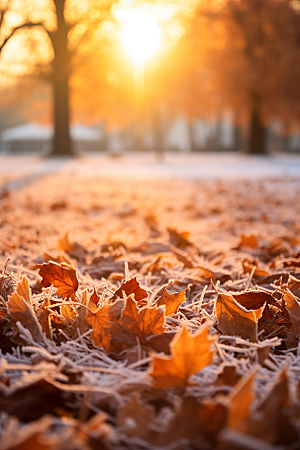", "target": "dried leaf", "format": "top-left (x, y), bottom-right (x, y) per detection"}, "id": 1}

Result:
top-left (237, 234), bottom-right (259, 250)
top-left (198, 265), bottom-right (232, 283)
top-left (58, 232), bottom-right (88, 262)
top-left (242, 260), bottom-right (269, 277)
top-left (114, 276), bottom-right (148, 303)
top-left (242, 369), bottom-right (299, 445)
top-left (214, 364), bottom-right (242, 388)
top-left (36, 297), bottom-right (52, 340)
top-left (150, 322), bottom-right (215, 389)
top-left (87, 300), bottom-right (124, 349)
top-left (37, 261), bottom-right (79, 301)
top-left (118, 395), bottom-right (156, 440)
top-left (7, 276), bottom-right (45, 345)
top-left (283, 290), bottom-right (300, 337)
top-left (285, 274), bottom-right (300, 299)
top-left (226, 367), bottom-right (257, 429)
top-left (156, 289), bottom-right (186, 316)
top-left (60, 303), bottom-right (77, 324)
top-left (88, 295), bottom-right (166, 354)
top-left (170, 246), bottom-right (194, 268)
top-left (89, 286), bottom-right (101, 305)
top-left (215, 290), bottom-right (265, 341)
top-left (0, 274), bottom-right (17, 302)
top-left (167, 227), bottom-right (192, 249)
